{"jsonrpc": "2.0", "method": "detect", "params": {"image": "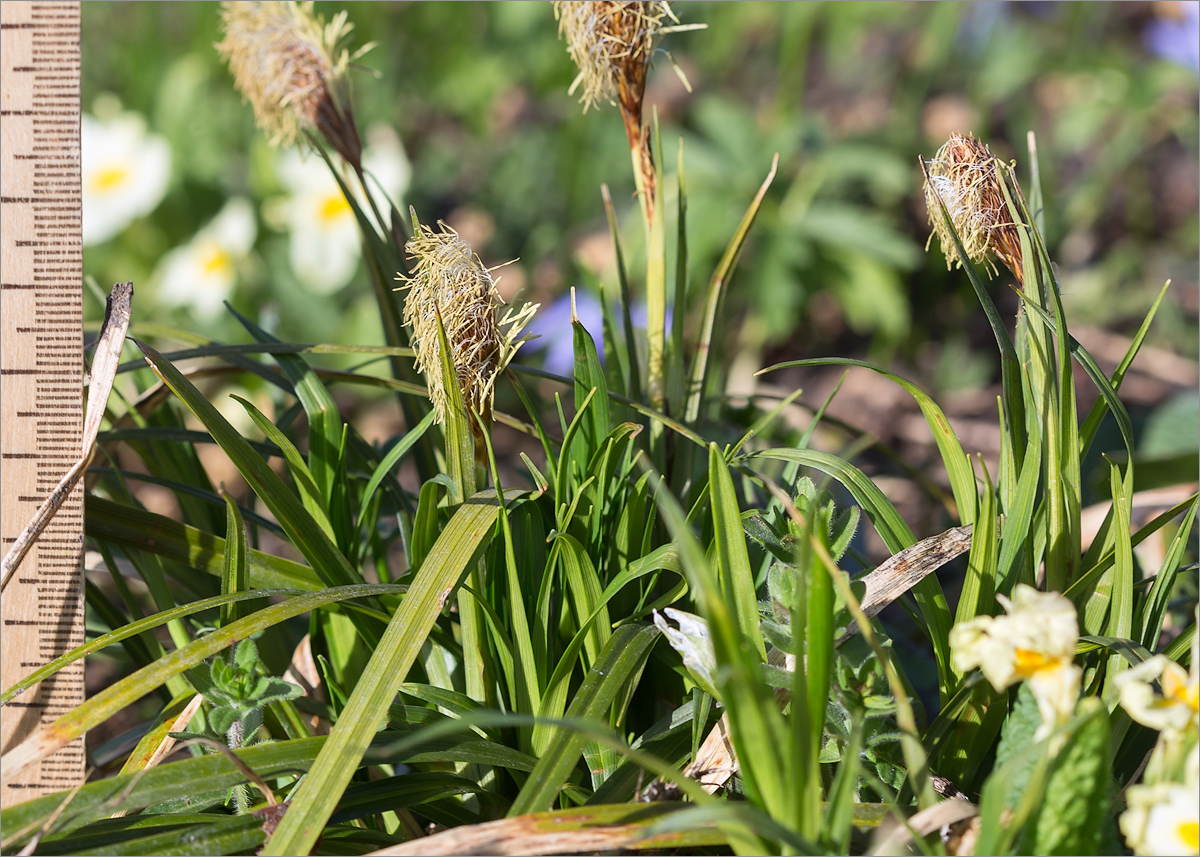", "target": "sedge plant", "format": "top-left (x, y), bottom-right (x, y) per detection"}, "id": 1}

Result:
top-left (0, 5), bottom-right (1194, 857)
